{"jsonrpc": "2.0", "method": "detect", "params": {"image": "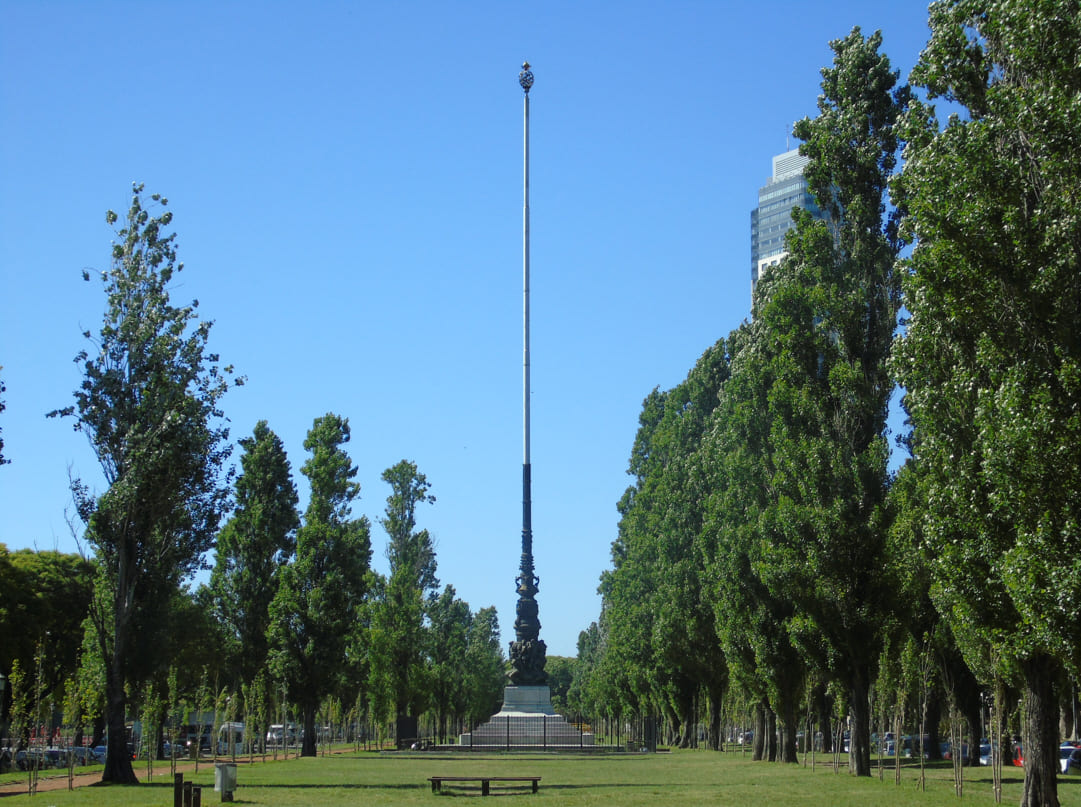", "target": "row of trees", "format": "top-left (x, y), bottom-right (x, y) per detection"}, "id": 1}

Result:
top-left (574, 6), bottom-right (1081, 807)
top-left (209, 428), bottom-right (505, 757)
top-left (0, 184), bottom-right (504, 783)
